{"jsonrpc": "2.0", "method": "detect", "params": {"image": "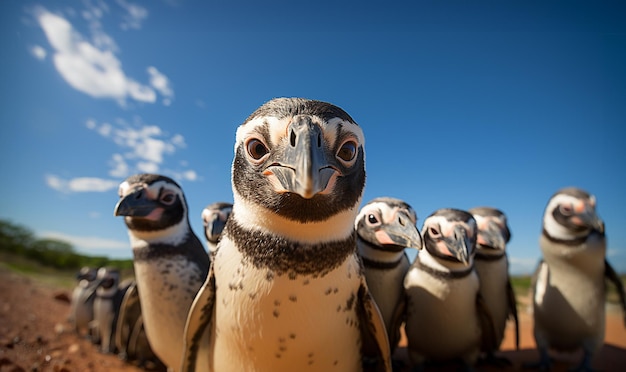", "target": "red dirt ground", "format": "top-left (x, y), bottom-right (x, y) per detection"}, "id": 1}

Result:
top-left (1, 265), bottom-right (624, 371)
